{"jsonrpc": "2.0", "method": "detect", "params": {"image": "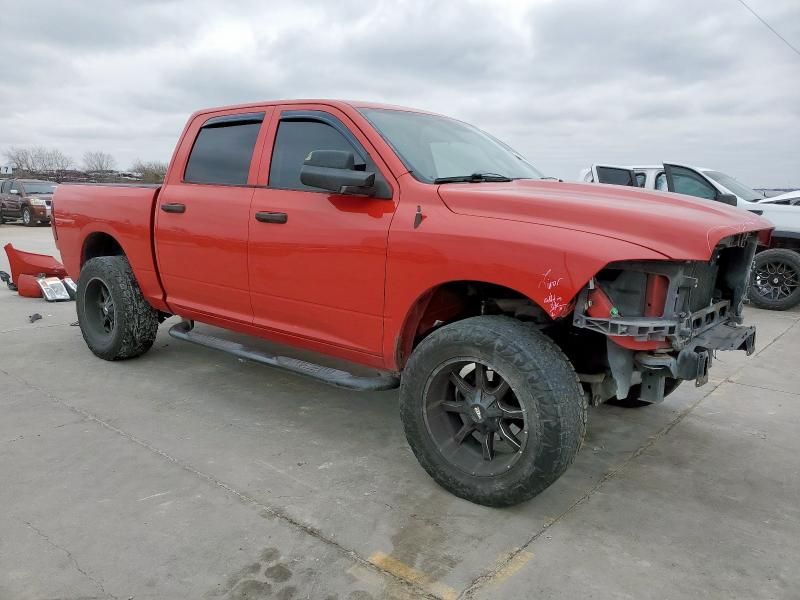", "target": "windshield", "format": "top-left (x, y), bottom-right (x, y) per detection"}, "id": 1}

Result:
top-left (23, 182), bottom-right (57, 195)
top-left (360, 108), bottom-right (544, 183)
top-left (703, 170), bottom-right (761, 202)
